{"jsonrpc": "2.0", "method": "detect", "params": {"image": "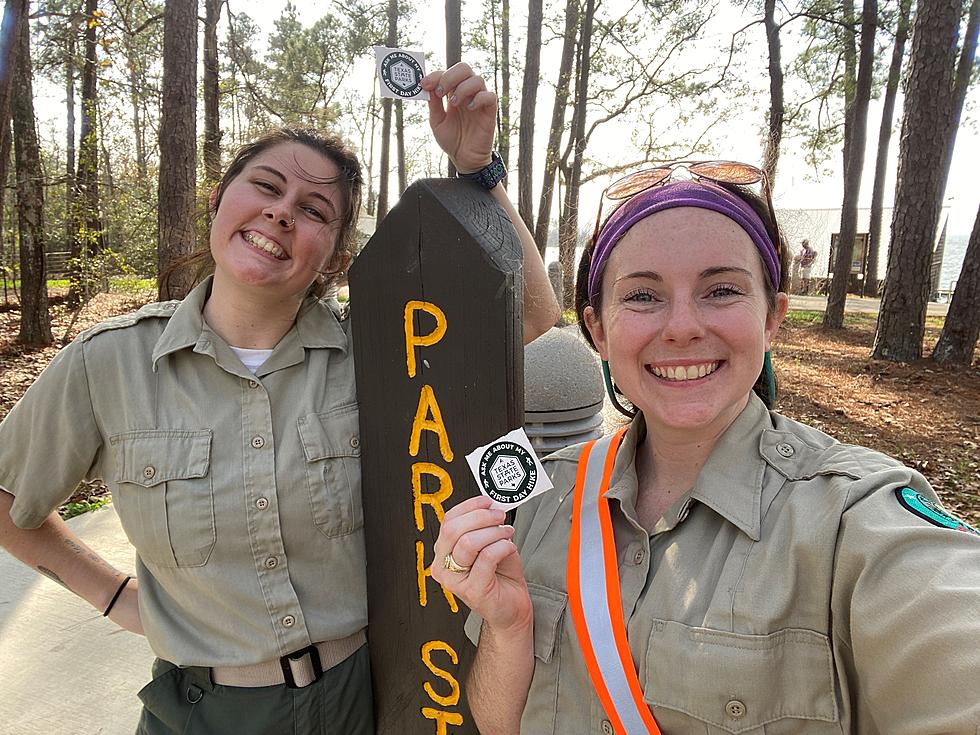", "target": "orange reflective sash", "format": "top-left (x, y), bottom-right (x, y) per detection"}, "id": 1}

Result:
top-left (567, 429), bottom-right (662, 735)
